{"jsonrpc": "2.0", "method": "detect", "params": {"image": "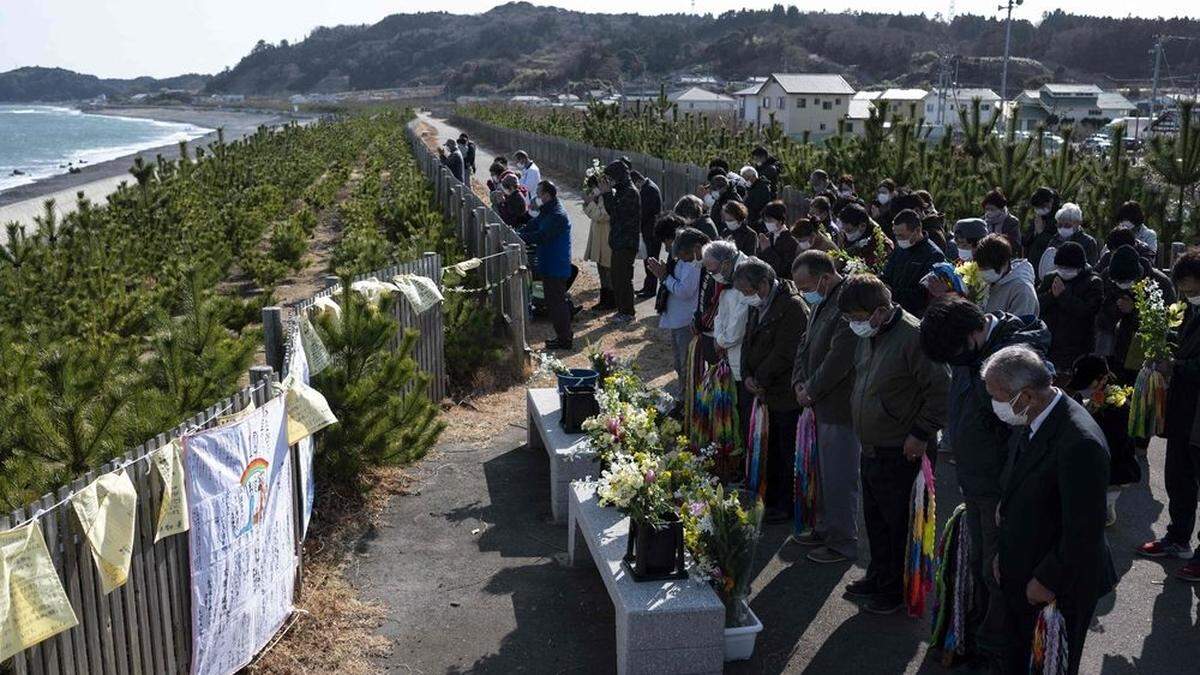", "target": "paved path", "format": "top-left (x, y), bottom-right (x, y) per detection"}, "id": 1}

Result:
top-left (351, 113), bottom-right (1200, 674)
